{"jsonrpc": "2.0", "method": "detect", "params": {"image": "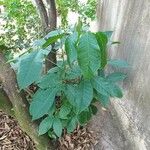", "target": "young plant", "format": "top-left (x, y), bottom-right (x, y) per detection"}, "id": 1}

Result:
top-left (16, 23), bottom-right (128, 138)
